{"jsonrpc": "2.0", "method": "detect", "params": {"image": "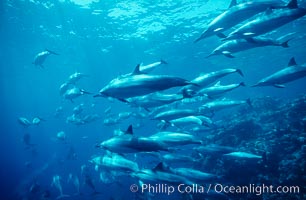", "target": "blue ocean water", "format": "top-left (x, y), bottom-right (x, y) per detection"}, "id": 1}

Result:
top-left (1, 0), bottom-right (306, 200)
